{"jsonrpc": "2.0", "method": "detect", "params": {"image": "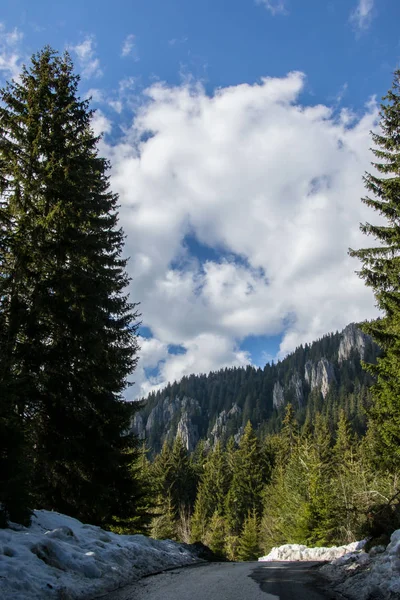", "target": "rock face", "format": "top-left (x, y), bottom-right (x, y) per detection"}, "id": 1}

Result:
top-left (132, 413), bottom-right (145, 439)
top-left (290, 373), bottom-right (304, 407)
top-left (273, 382), bottom-right (285, 409)
top-left (338, 323), bottom-right (369, 363)
top-left (304, 358), bottom-right (336, 398)
top-left (176, 412), bottom-right (199, 453)
top-left (131, 395), bottom-right (202, 452)
top-left (210, 403), bottom-right (242, 445)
